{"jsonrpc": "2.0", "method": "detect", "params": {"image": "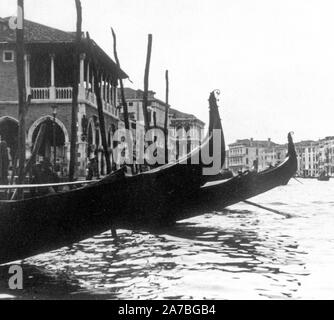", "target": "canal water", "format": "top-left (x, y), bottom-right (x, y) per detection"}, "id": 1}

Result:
top-left (1, 179), bottom-right (334, 300)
